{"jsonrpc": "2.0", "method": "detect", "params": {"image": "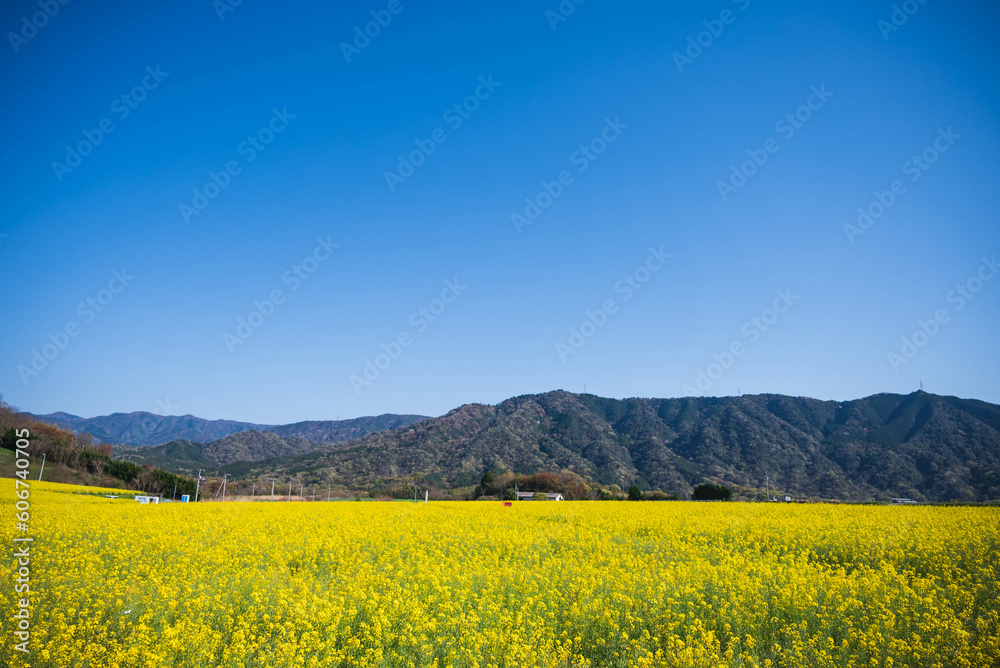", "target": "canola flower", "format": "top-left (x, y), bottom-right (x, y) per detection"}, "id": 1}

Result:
top-left (1, 481), bottom-right (998, 667)
top-left (23, 480), bottom-right (144, 497)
